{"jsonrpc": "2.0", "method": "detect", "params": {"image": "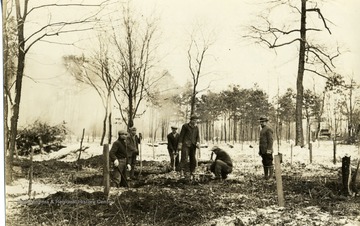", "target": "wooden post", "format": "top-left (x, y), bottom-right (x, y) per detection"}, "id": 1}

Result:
top-left (76, 128), bottom-right (85, 170)
top-left (274, 155), bottom-right (285, 207)
top-left (342, 156), bottom-right (352, 196)
top-left (28, 146), bottom-right (34, 199)
top-left (103, 144), bottom-right (110, 196)
top-left (309, 142), bottom-right (312, 164)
